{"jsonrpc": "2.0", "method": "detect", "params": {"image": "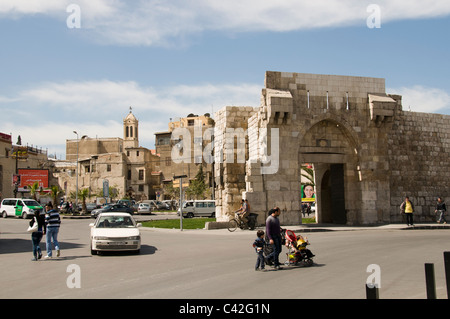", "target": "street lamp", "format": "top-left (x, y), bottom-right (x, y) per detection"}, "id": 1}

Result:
top-left (174, 174), bottom-right (187, 231)
top-left (73, 131), bottom-right (87, 212)
top-left (73, 131), bottom-right (79, 209)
